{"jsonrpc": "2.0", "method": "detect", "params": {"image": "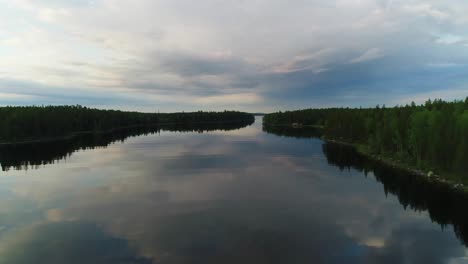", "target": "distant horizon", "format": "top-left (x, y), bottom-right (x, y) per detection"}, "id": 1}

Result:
top-left (1, 1), bottom-right (467, 112)
top-left (1, 96), bottom-right (466, 115)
